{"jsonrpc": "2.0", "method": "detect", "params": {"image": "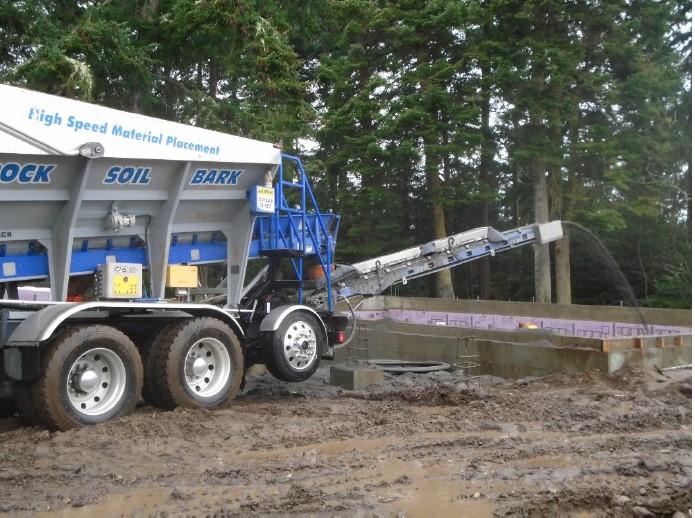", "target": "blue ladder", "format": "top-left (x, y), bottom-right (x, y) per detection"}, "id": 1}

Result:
top-left (254, 154), bottom-right (339, 311)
